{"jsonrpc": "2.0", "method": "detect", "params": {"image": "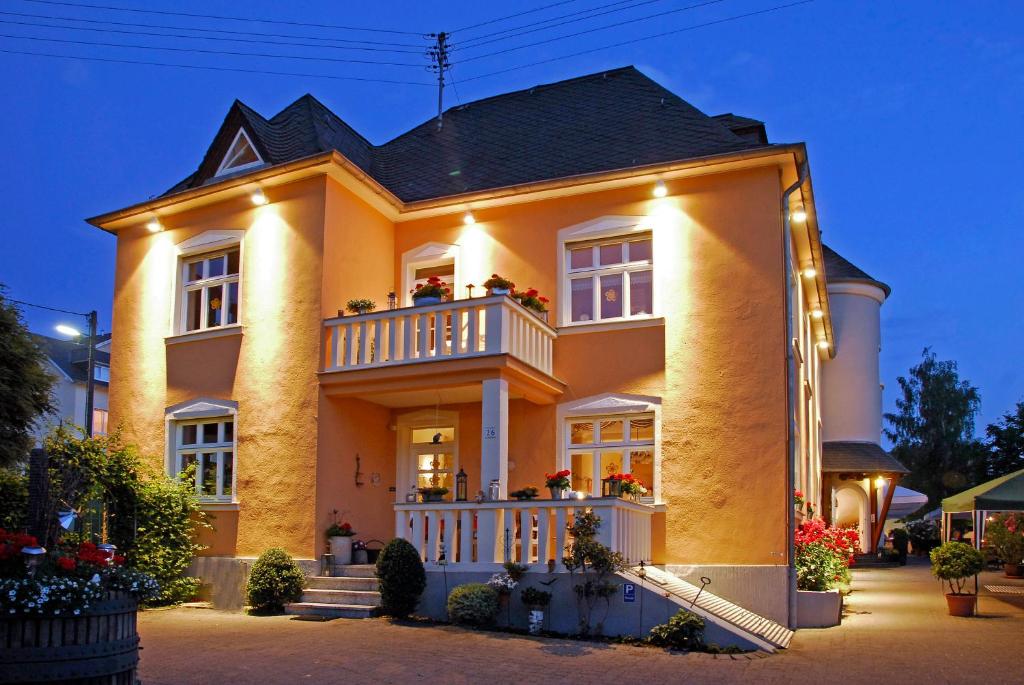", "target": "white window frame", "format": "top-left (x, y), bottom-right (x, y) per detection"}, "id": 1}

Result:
top-left (165, 399), bottom-right (238, 504)
top-left (557, 216), bottom-right (656, 328)
top-left (172, 231), bottom-right (244, 337)
top-left (93, 364), bottom-right (110, 383)
top-left (401, 242), bottom-right (460, 307)
top-left (395, 409), bottom-right (459, 500)
top-left (214, 128), bottom-right (264, 177)
top-left (557, 393), bottom-right (662, 503)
